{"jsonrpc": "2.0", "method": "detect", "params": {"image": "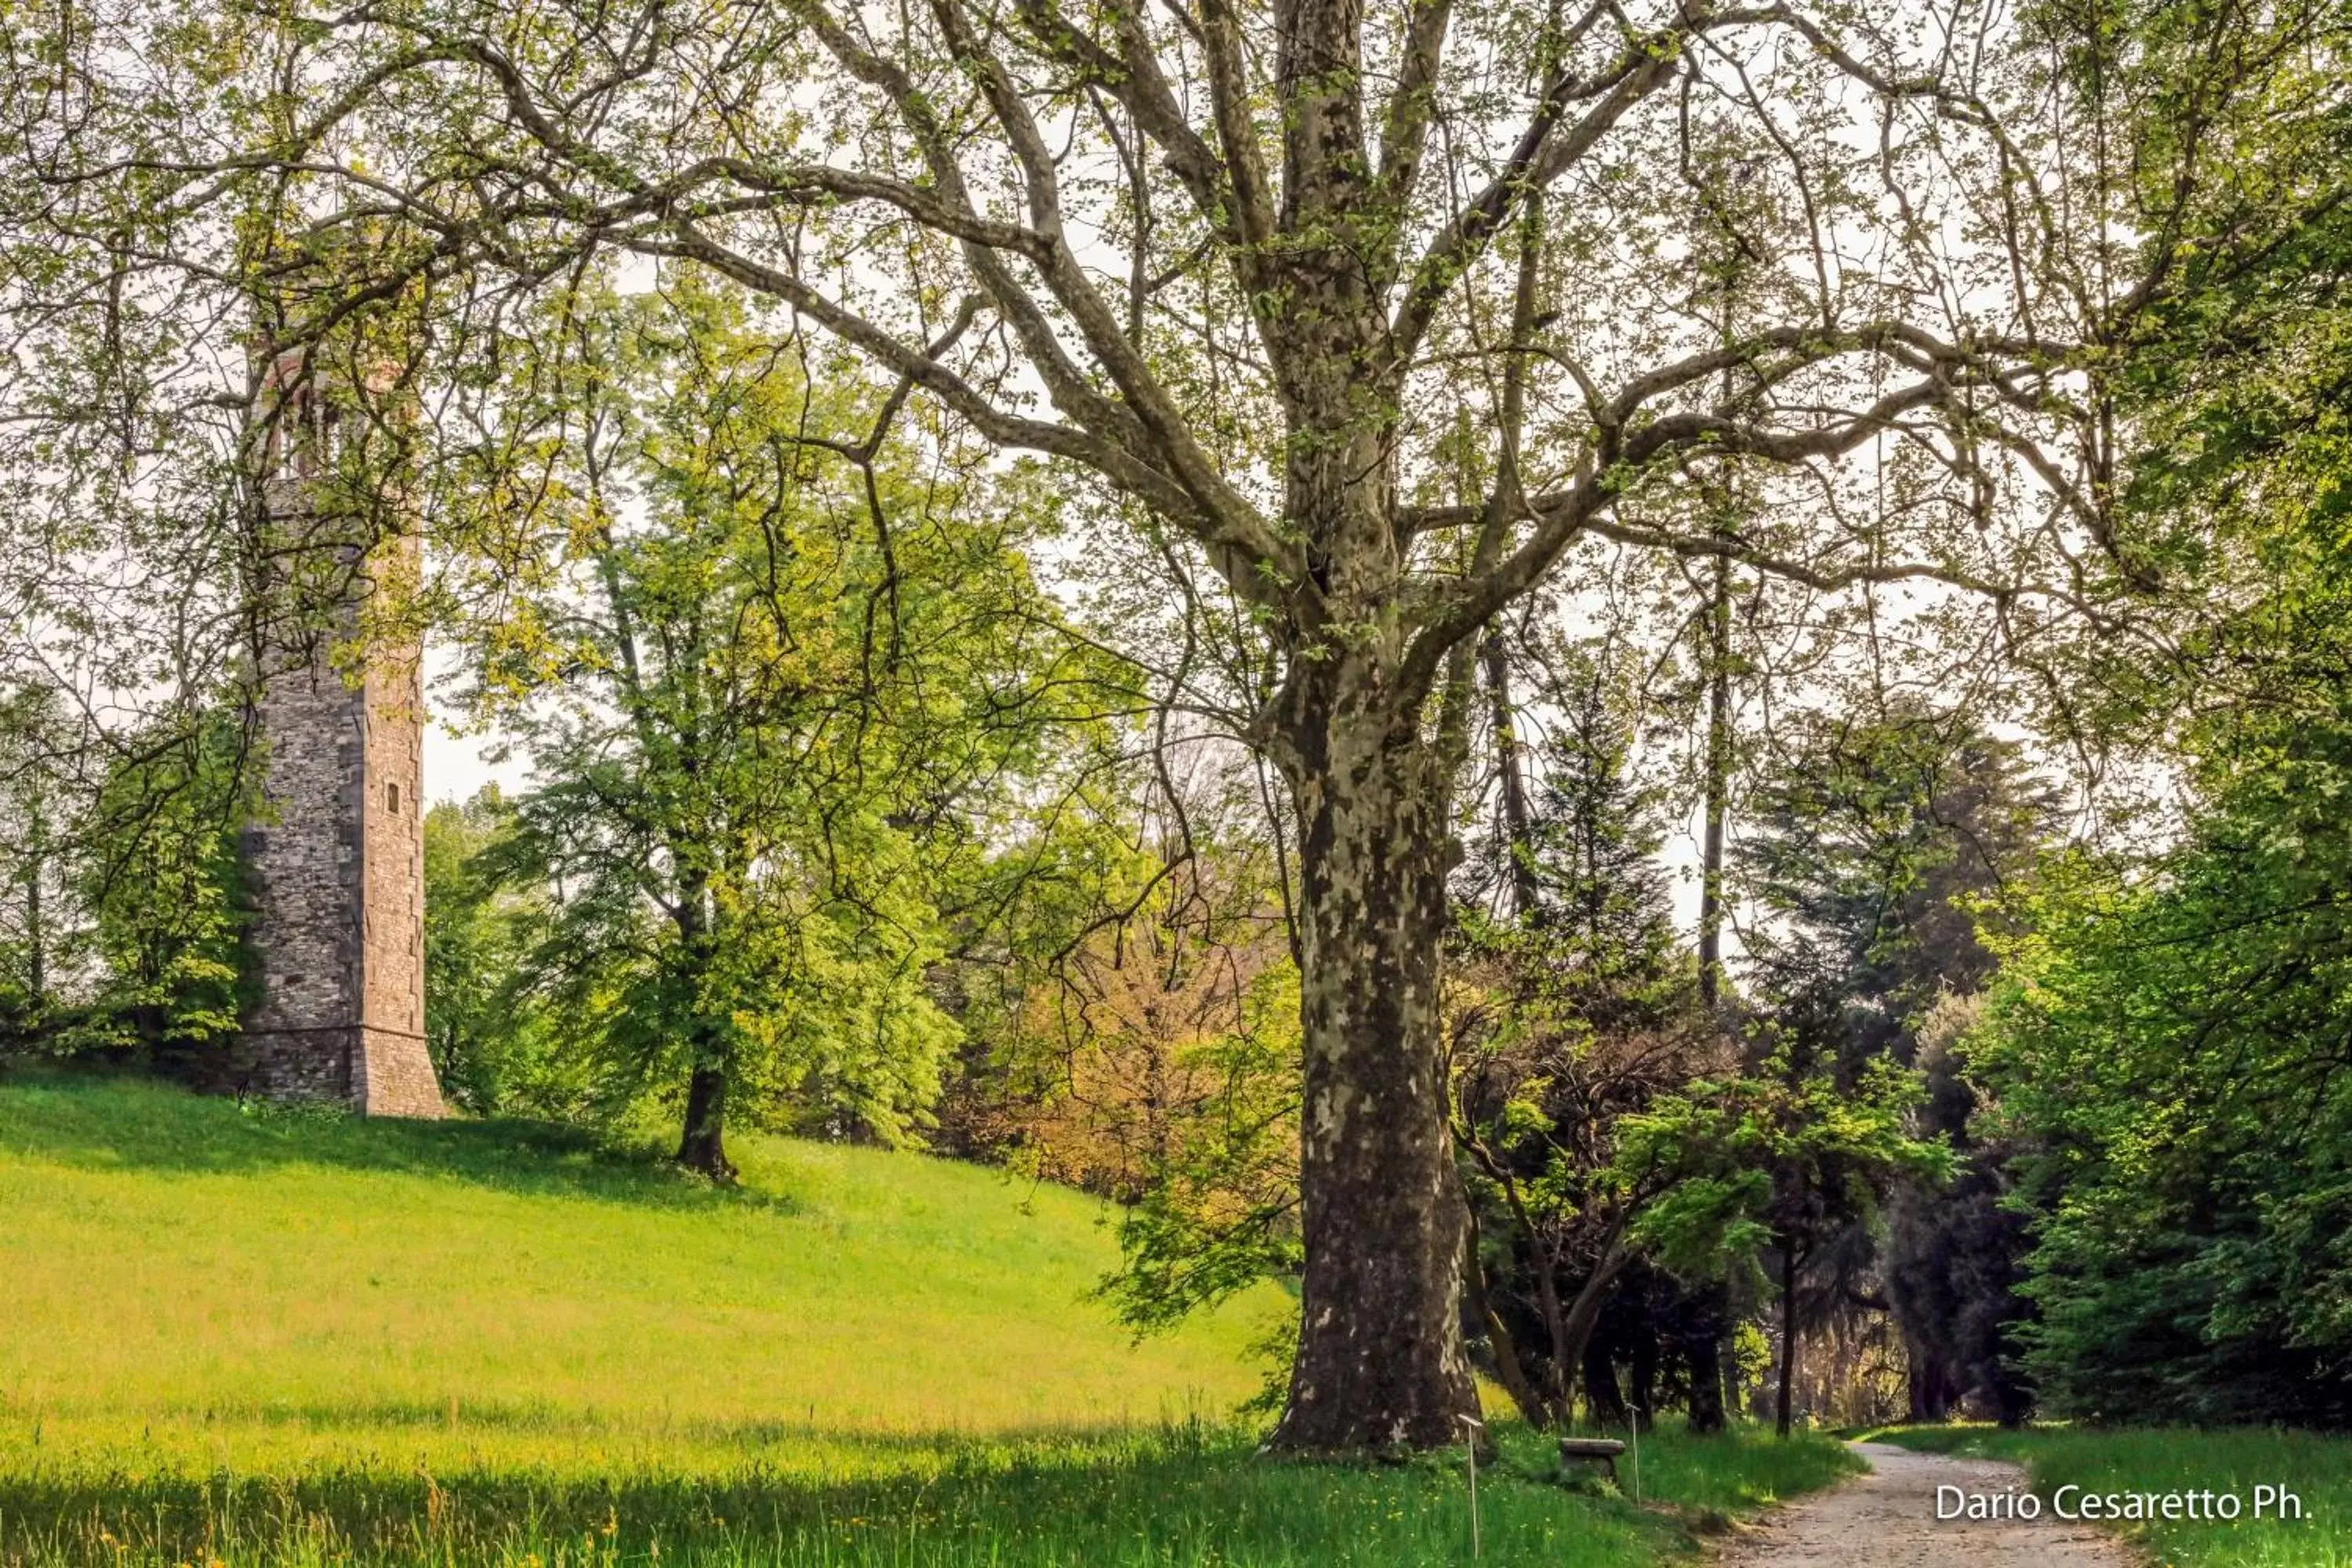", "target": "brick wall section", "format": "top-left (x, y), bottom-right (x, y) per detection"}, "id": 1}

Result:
top-left (238, 374), bottom-right (444, 1118)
